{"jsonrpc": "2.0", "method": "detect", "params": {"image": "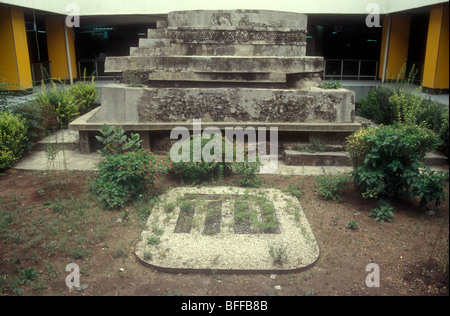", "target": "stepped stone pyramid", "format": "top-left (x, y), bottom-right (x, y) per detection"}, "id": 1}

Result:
top-left (70, 10), bottom-right (360, 153)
